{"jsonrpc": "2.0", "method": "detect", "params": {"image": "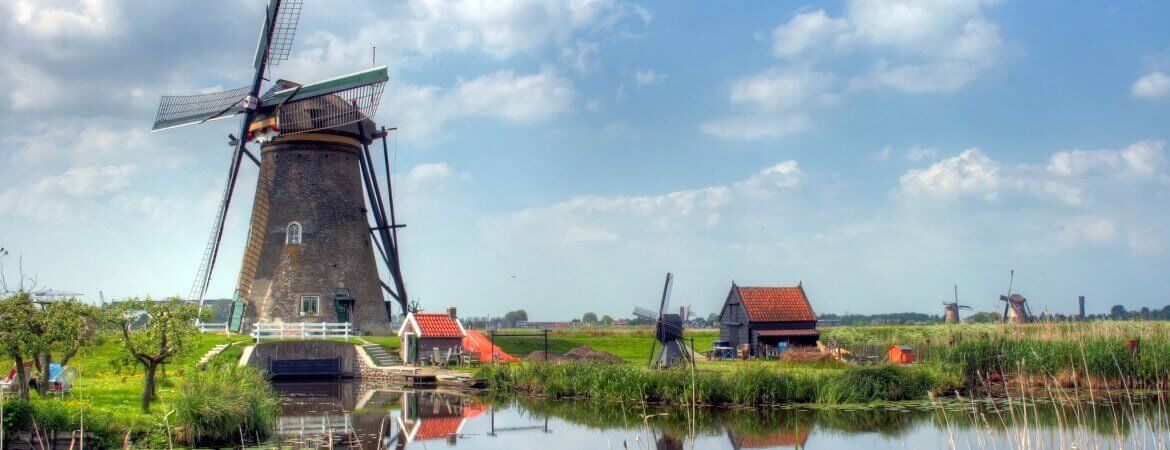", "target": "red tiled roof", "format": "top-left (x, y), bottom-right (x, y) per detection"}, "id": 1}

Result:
top-left (755, 329), bottom-right (820, 337)
top-left (736, 286), bottom-right (816, 322)
top-left (413, 417), bottom-right (464, 440)
top-left (412, 313), bottom-right (465, 338)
